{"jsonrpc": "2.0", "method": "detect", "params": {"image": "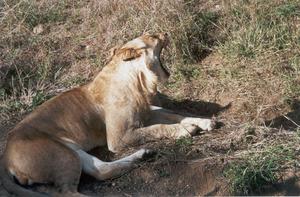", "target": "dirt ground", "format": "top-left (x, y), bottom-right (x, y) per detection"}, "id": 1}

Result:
top-left (1, 94), bottom-right (299, 196)
top-left (1, 0), bottom-right (300, 195)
